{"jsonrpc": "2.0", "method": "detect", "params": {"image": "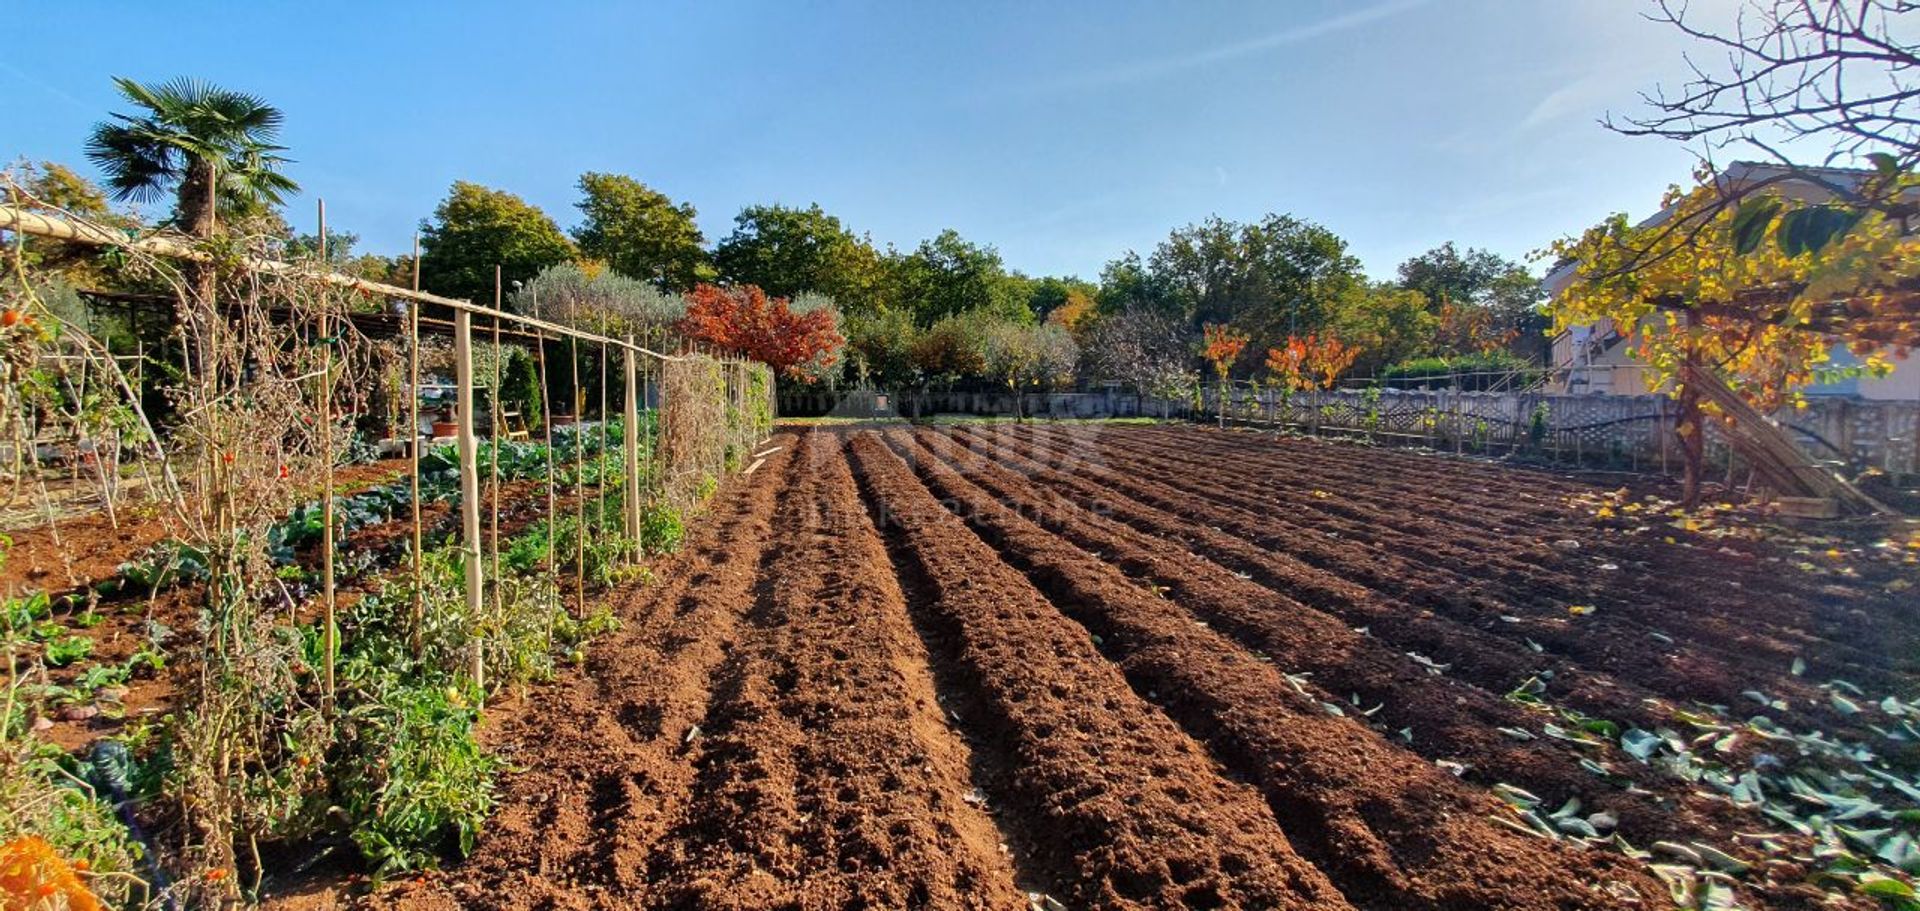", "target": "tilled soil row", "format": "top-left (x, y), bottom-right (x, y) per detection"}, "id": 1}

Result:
top-left (951, 424), bottom-right (1701, 735)
top-left (902, 429), bottom-right (1790, 859)
top-left (1087, 425), bottom-right (1920, 681)
top-left (373, 438), bottom-right (801, 910)
top-left (995, 424), bottom-right (1903, 749)
top-left (639, 431), bottom-right (1026, 908)
top-left (1033, 424), bottom-right (1908, 717)
top-left (845, 431), bottom-right (1356, 909)
top-left (879, 428), bottom-right (1666, 911)
top-left (1119, 424), bottom-right (1919, 647)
